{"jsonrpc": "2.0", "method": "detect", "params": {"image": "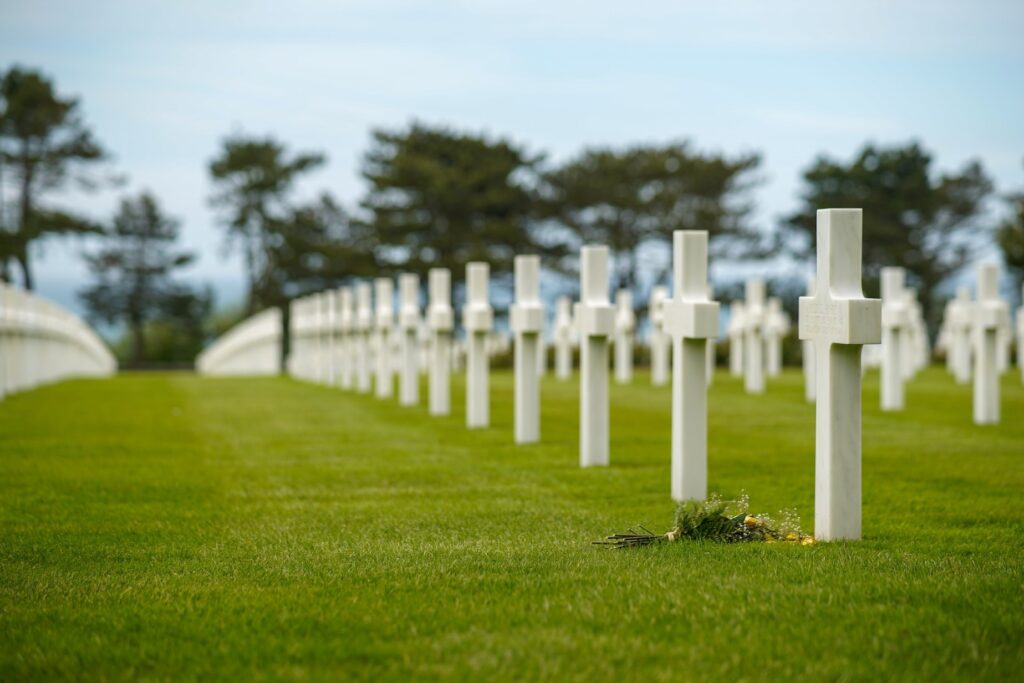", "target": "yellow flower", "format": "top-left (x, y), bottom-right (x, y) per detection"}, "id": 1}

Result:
top-left (786, 532), bottom-right (798, 541)
top-left (801, 537), bottom-right (816, 546)
top-left (743, 515), bottom-right (759, 527)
